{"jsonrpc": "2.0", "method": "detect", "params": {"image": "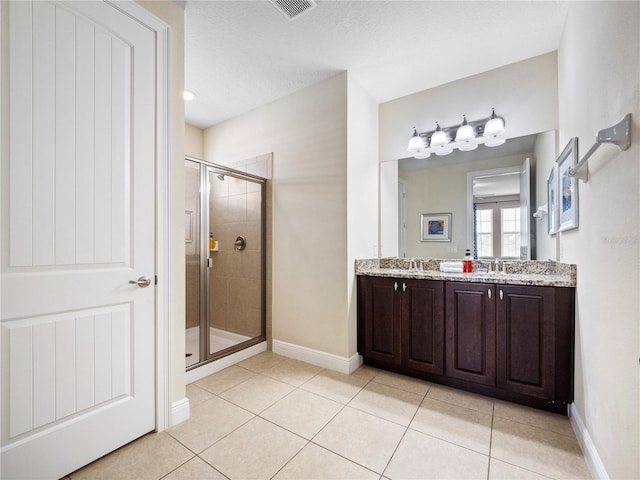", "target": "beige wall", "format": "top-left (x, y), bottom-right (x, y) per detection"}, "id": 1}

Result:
top-left (347, 75), bottom-right (379, 355)
top-left (379, 52), bottom-right (559, 163)
top-left (185, 123), bottom-right (204, 159)
top-left (380, 53), bottom-right (559, 255)
top-left (558, 2), bottom-right (639, 478)
top-left (137, 1), bottom-right (186, 406)
top-left (204, 73), bottom-right (351, 358)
